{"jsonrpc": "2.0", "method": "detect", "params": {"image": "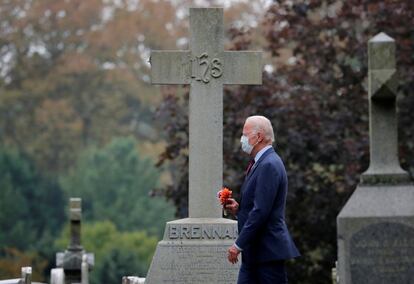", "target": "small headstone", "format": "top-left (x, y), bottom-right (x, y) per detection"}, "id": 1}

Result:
top-left (145, 7), bottom-right (262, 284)
top-left (50, 268), bottom-right (65, 284)
top-left (121, 276), bottom-right (145, 284)
top-left (21, 268), bottom-right (31, 284)
top-left (56, 198), bottom-right (94, 284)
top-left (337, 32), bottom-right (414, 284)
